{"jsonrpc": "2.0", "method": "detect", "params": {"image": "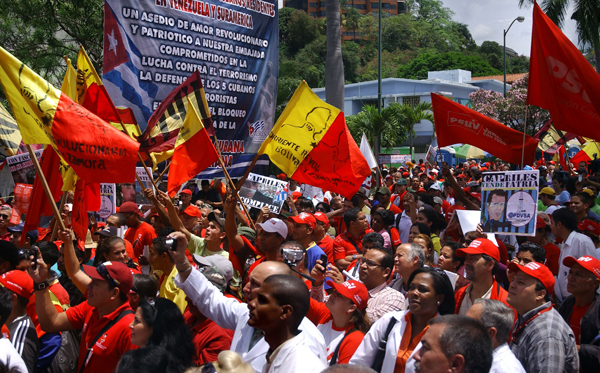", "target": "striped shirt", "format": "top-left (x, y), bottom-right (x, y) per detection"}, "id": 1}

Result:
top-left (367, 282), bottom-right (406, 322)
top-left (7, 315), bottom-right (38, 373)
